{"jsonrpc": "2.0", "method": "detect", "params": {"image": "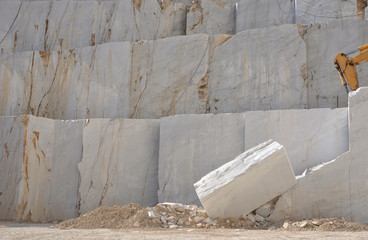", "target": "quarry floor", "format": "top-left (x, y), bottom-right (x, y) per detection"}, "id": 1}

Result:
top-left (1, 222), bottom-right (368, 240)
